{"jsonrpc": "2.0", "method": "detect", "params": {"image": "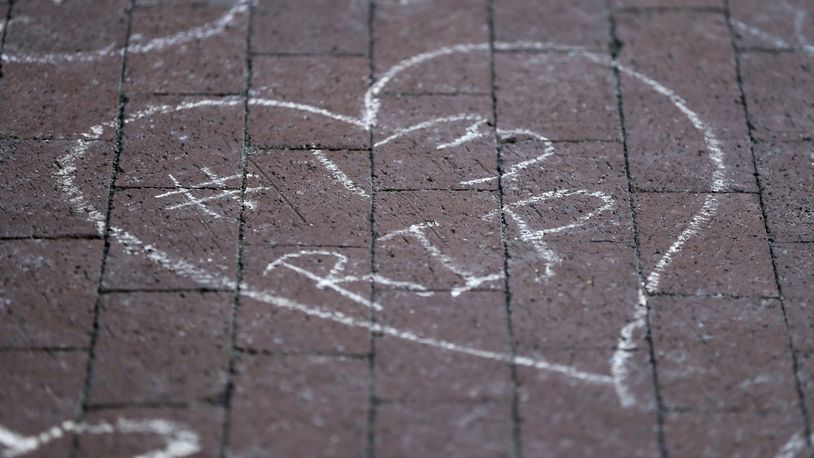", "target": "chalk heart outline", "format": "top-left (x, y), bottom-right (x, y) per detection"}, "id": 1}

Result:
top-left (46, 40), bottom-right (737, 457)
top-left (59, 40), bottom-right (728, 402)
